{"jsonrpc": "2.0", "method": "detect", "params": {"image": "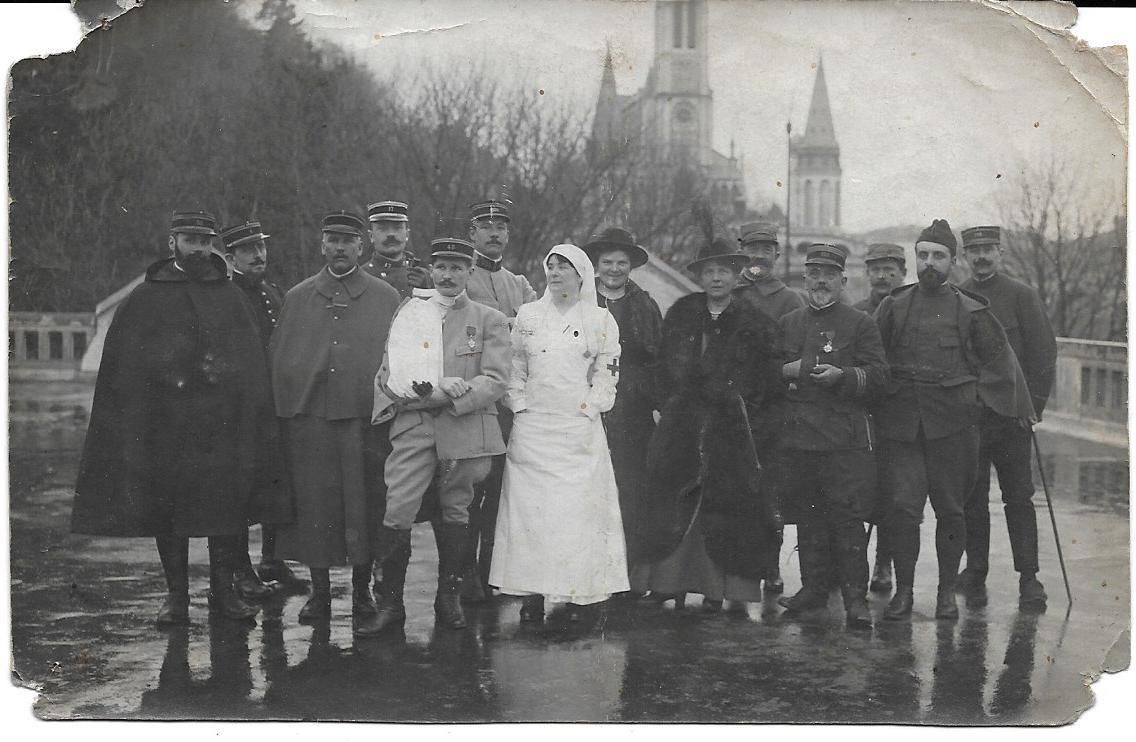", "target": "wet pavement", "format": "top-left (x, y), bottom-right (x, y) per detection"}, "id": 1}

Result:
top-left (7, 381), bottom-right (1130, 723)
